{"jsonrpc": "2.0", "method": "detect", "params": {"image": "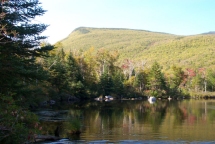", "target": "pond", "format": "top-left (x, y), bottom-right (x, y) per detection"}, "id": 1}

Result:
top-left (35, 99), bottom-right (215, 143)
